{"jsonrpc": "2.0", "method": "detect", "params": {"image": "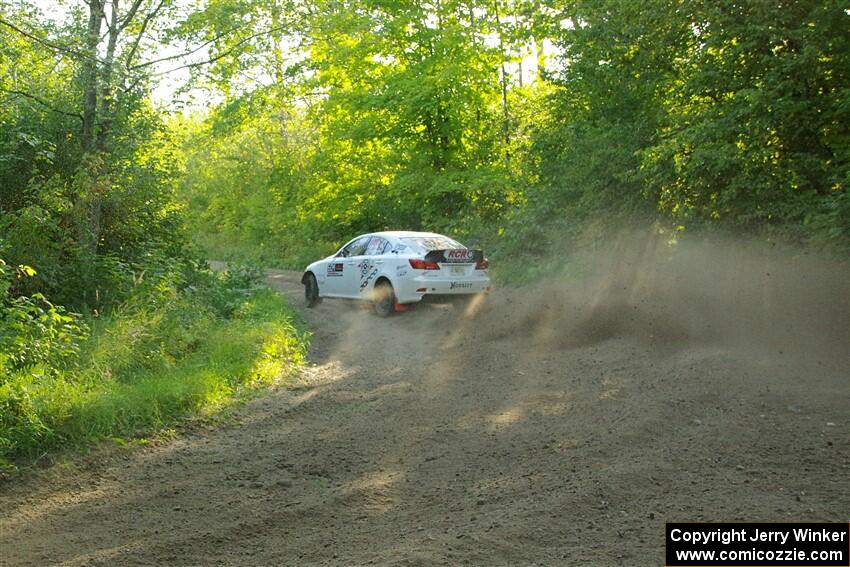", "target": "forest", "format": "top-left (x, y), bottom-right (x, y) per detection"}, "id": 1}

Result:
top-left (1, 0), bottom-right (848, 468)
